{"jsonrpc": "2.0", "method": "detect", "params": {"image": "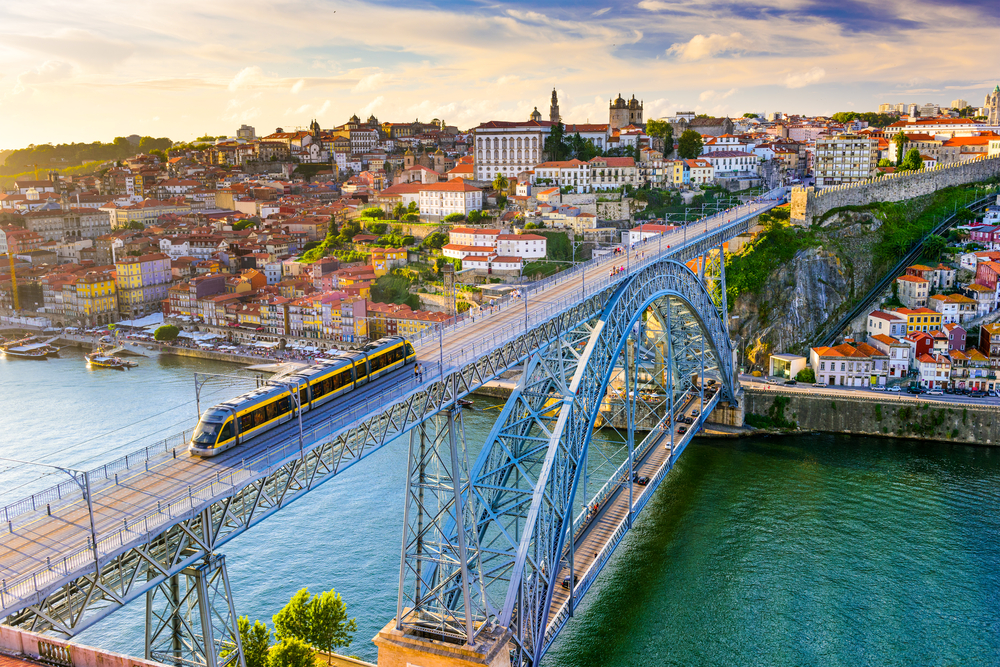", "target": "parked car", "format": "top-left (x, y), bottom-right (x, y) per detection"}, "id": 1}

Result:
top-left (783, 379), bottom-right (797, 386)
top-left (927, 389), bottom-right (943, 396)
top-left (887, 386), bottom-right (901, 392)
top-left (871, 385), bottom-right (886, 392)
top-left (813, 382), bottom-right (827, 388)
top-left (970, 390), bottom-right (986, 398)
